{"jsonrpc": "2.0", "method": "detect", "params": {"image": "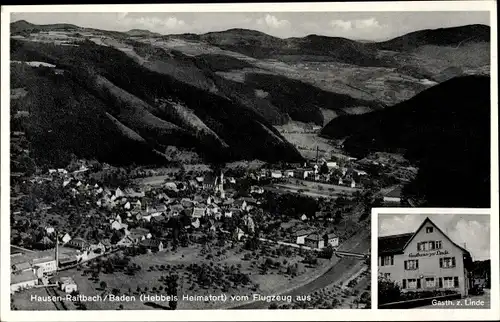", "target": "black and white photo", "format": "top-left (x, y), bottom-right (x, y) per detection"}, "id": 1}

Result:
top-left (1, 2), bottom-right (498, 320)
top-left (377, 211), bottom-right (491, 309)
